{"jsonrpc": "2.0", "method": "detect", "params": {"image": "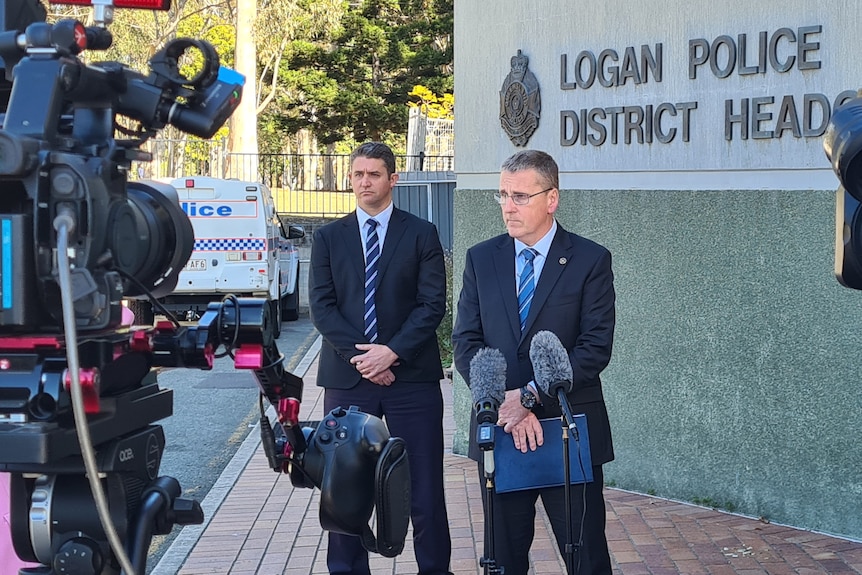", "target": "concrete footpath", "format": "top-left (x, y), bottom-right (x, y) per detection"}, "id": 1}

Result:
top-left (151, 339), bottom-right (862, 574)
